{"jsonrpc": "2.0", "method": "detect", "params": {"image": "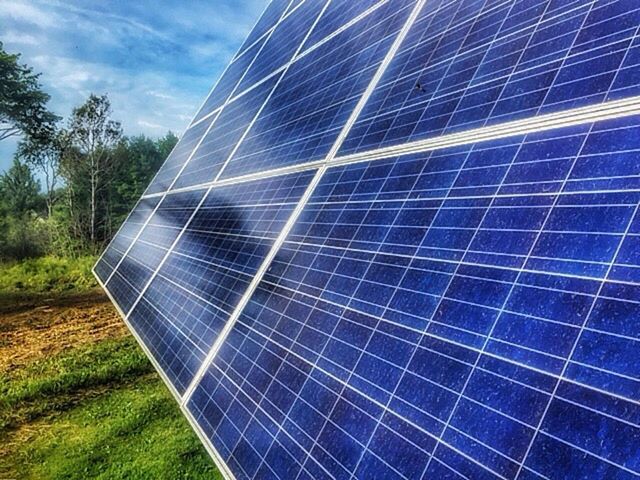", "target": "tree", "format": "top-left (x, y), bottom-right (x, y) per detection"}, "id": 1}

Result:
top-left (108, 132), bottom-right (176, 232)
top-left (156, 131), bottom-right (178, 160)
top-left (0, 157), bottom-right (41, 216)
top-left (0, 158), bottom-right (47, 260)
top-left (65, 94), bottom-right (122, 246)
top-left (0, 42), bottom-right (58, 142)
top-left (17, 128), bottom-right (68, 217)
